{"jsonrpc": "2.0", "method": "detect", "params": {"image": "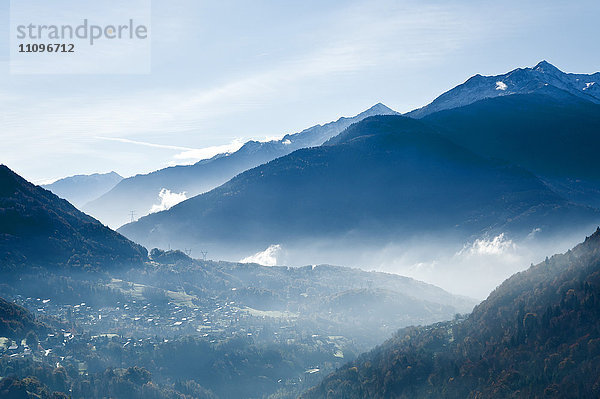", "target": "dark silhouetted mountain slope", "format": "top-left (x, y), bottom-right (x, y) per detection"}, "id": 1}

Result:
top-left (302, 228), bottom-right (600, 398)
top-left (422, 93), bottom-right (600, 180)
top-left (417, 87), bottom-right (600, 211)
top-left (0, 165), bottom-right (147, 269)
top-left (406, 61), bottom-right (600, 209)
